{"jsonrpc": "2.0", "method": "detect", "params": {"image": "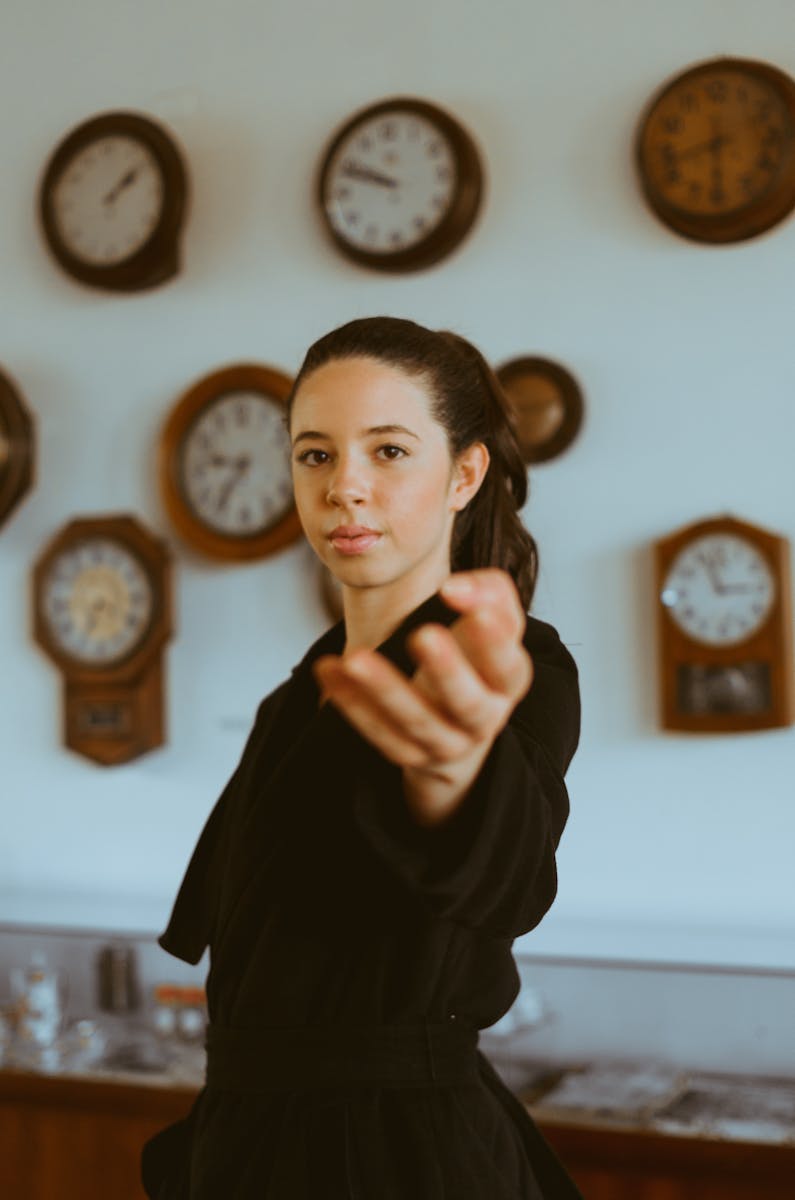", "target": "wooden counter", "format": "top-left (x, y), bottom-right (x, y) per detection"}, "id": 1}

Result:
top-left (3, 1067), bottom-right (795, 1199)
